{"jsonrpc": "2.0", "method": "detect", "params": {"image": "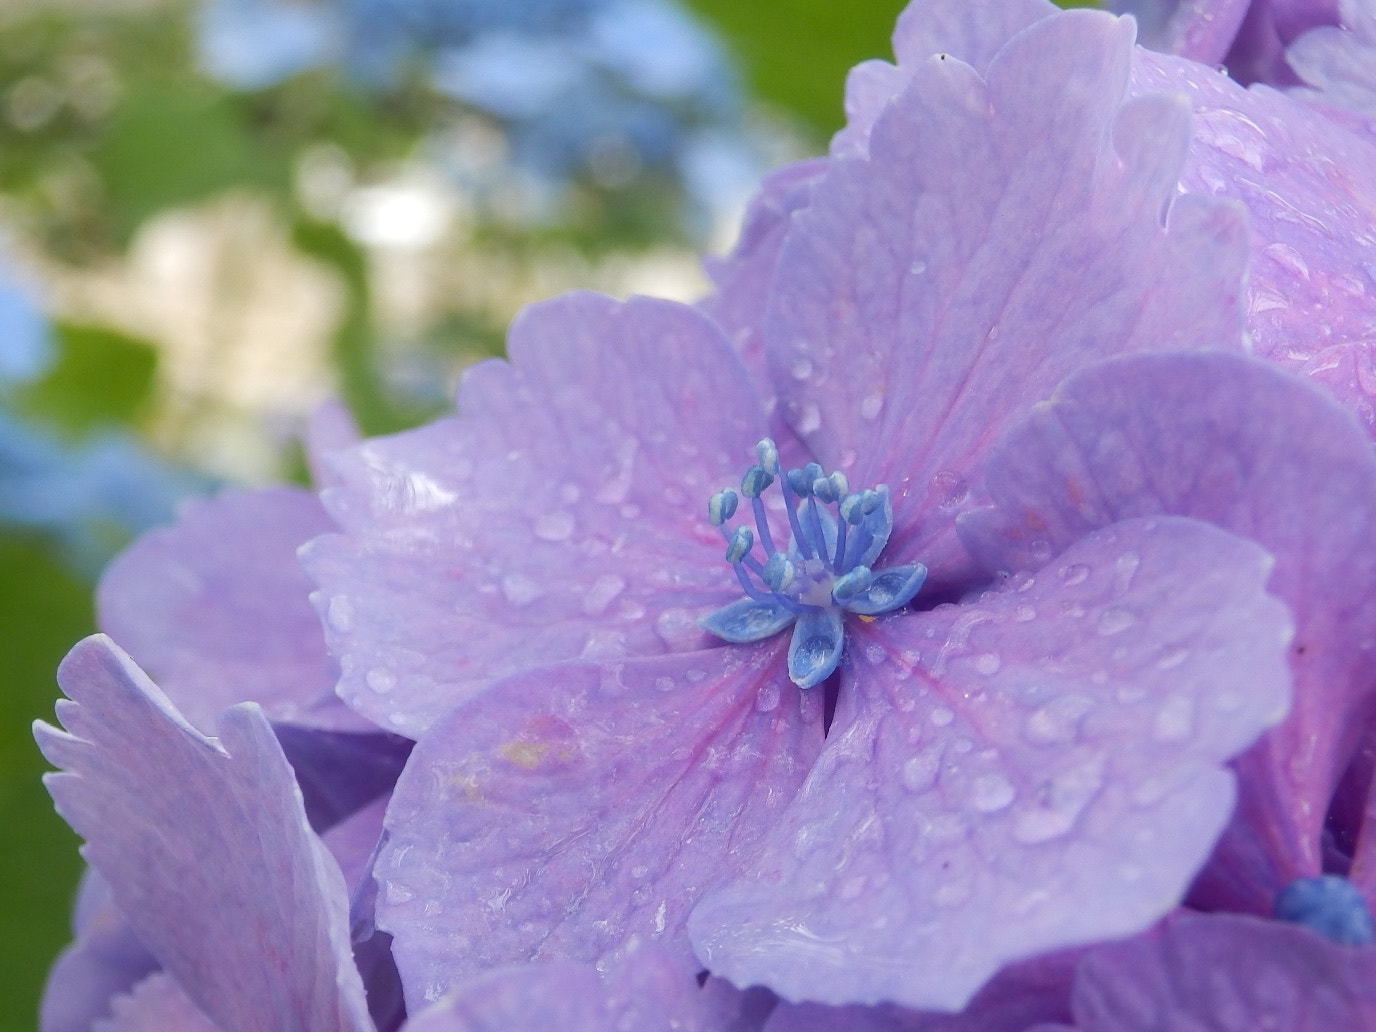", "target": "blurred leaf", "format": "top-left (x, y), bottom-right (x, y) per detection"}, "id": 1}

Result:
top-left (89, 82), bottom-right (293, 242)
top-left (14, 322), bottom-right (157, 437)
top-left (0, 531), bottom-right (92, 1032)
top-left (683, 0), bottom-right (906, 138)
